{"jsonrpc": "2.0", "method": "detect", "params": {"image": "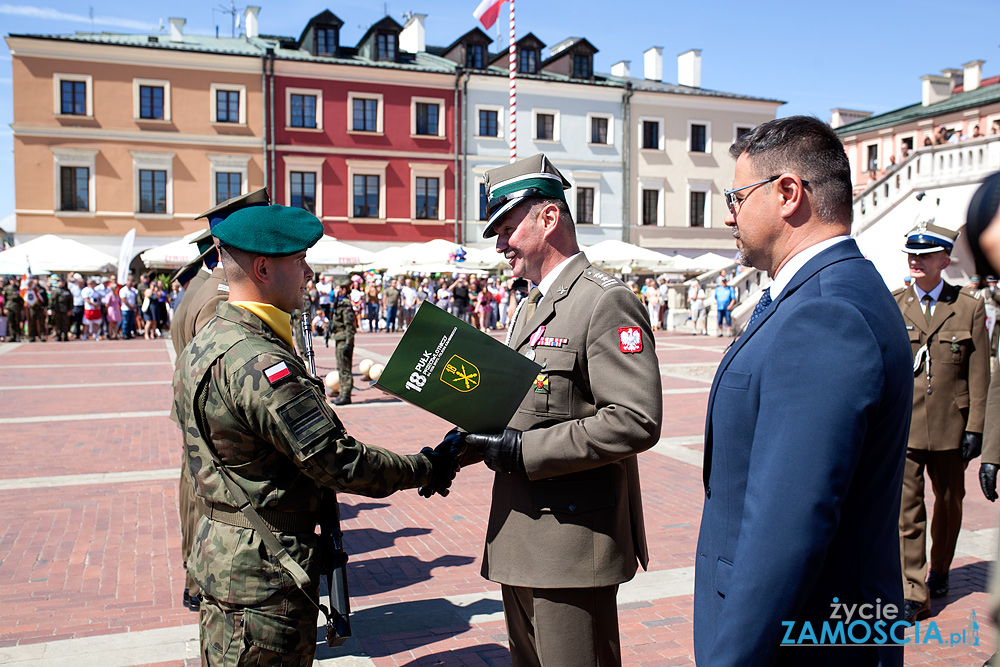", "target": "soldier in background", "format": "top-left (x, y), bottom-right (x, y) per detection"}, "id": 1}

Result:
top-left (50, 277), bottom-right (74, 342)
top-left (895, 222), bottom-right (990, 623)
top-left (327, 280), bottom-right (356, 405)
top-left (170, 188), bottom-right (270, 612)
top-left (3, 277), bottom-right (24, 342)
top-left (26, 278), bottom-right (48, 342)
top-left (173, 204), bottom-right (457, 666)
